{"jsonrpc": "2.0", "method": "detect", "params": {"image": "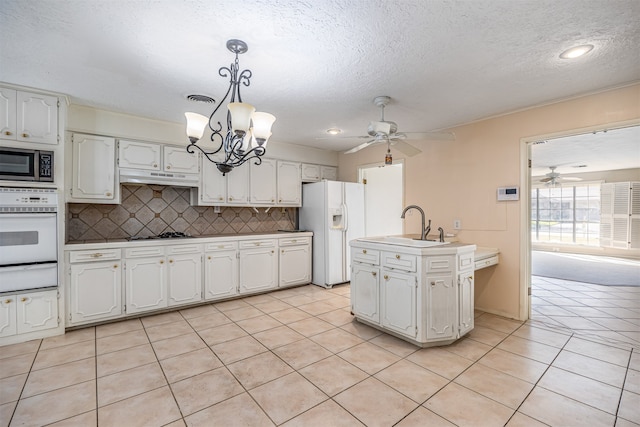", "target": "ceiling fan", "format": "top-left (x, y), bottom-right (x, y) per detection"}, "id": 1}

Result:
top-left (341, 96), bottom-right (455, 157)
top-left (539, 166), bottom-right (583, 185)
